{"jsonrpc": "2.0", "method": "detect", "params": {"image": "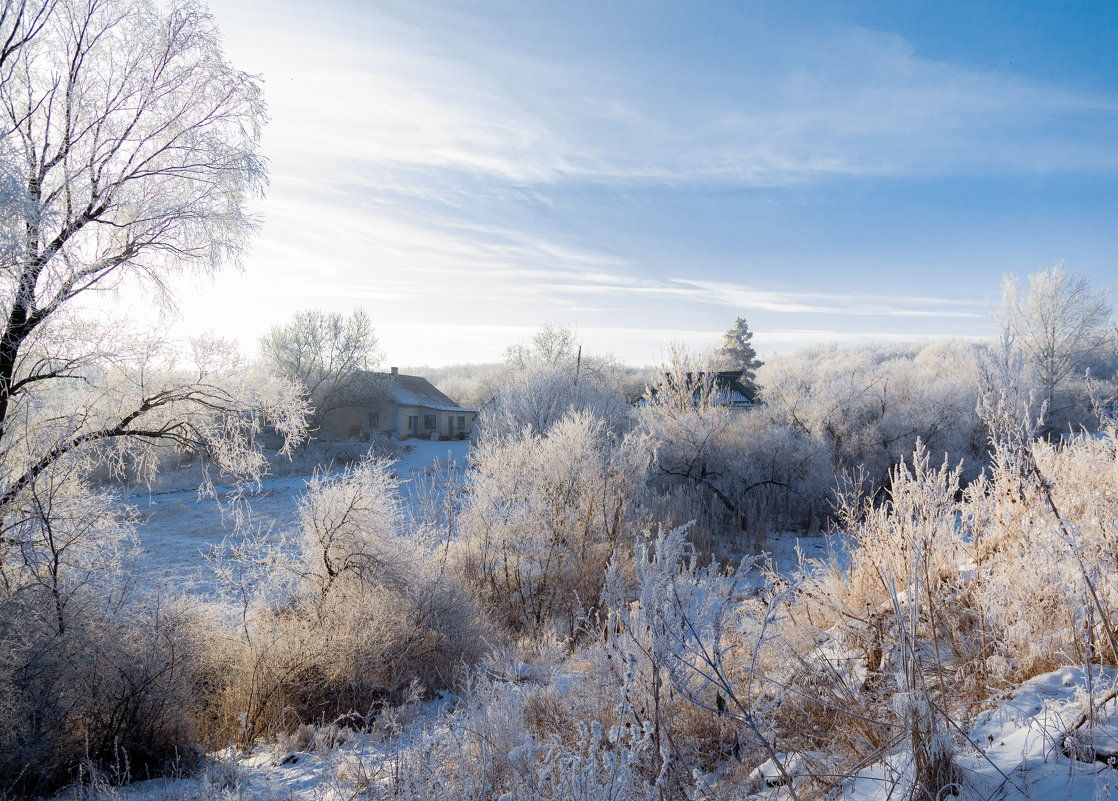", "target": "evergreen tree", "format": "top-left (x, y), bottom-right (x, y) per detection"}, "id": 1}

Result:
top-left (714, 317), bottom-right (763, 394)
